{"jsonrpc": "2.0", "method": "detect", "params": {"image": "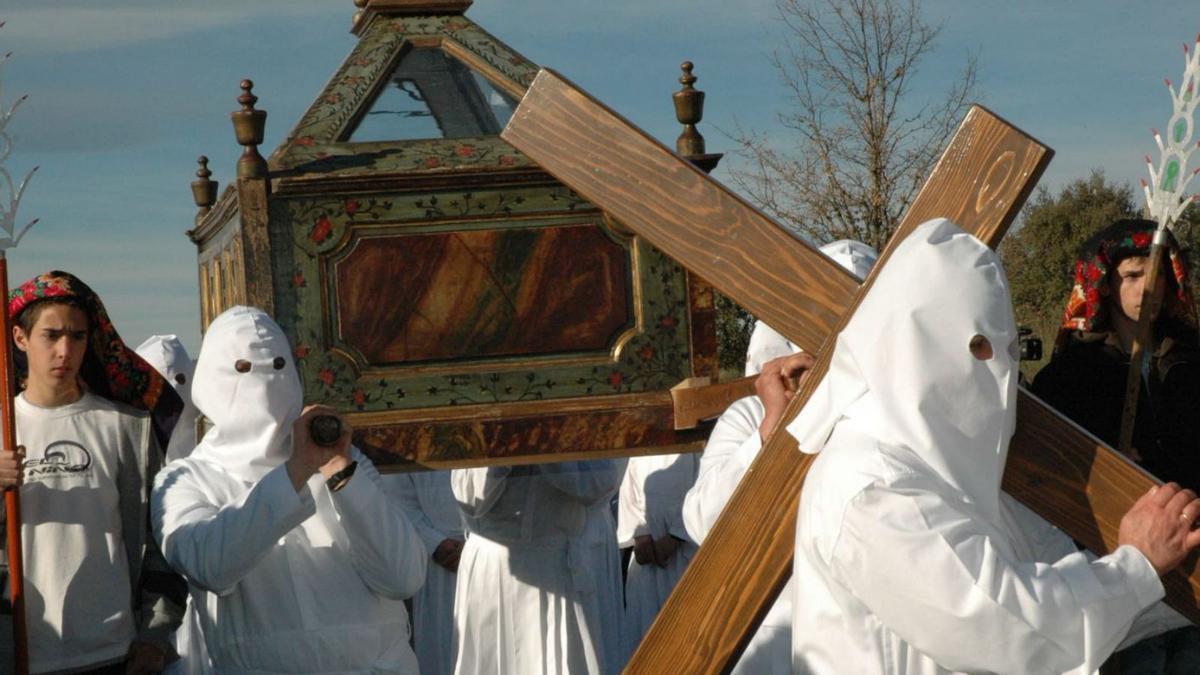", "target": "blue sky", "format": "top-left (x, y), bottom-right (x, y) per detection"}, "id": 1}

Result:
top-left (1, 0), bottom-right (1197, 354)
